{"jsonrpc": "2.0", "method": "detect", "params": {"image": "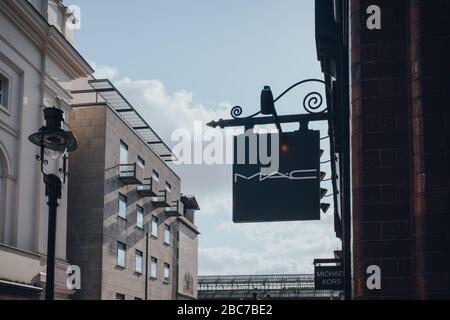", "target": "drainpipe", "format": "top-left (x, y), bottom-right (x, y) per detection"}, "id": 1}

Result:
top-left (145, 232), bottom-right (149, 300)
